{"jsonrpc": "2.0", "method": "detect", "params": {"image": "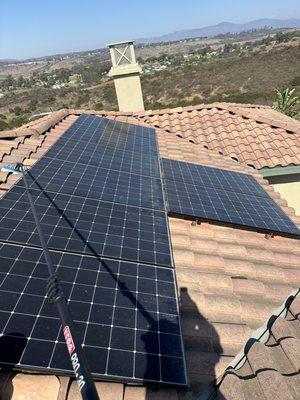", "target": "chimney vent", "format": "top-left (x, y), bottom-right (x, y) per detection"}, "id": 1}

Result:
top-left (107, 40), bottom-right (144, 112)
